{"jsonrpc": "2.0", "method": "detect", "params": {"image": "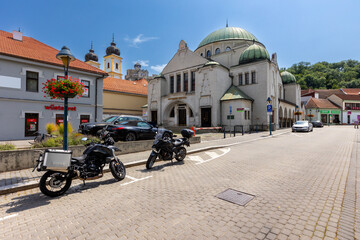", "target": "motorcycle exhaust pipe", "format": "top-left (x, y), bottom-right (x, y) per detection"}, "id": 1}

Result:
top-left (75, 170), bottom-right (104, 181)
